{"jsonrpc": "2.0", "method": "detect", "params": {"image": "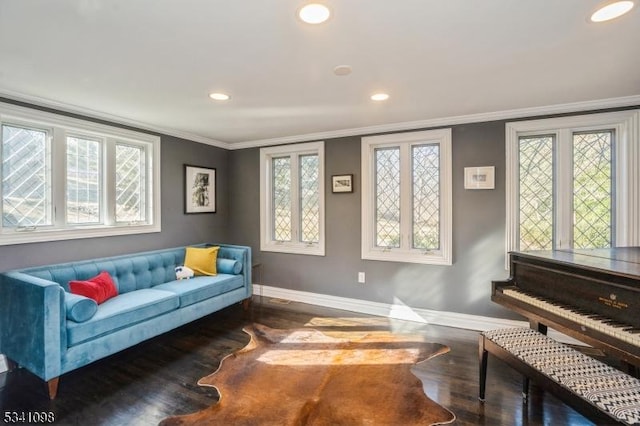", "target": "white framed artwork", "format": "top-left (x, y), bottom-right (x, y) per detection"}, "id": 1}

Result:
top-left (464, 166), bottom-right (495, 190)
